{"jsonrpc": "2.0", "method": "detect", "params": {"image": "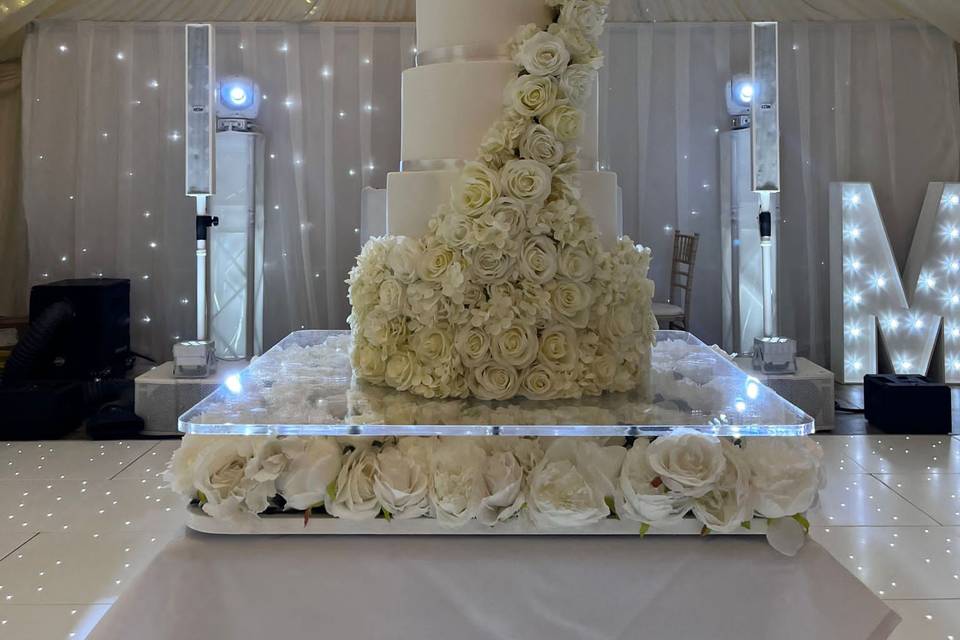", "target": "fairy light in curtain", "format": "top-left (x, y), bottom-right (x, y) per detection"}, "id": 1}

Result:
top-left (830, 182), bottom-right (960, 383)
